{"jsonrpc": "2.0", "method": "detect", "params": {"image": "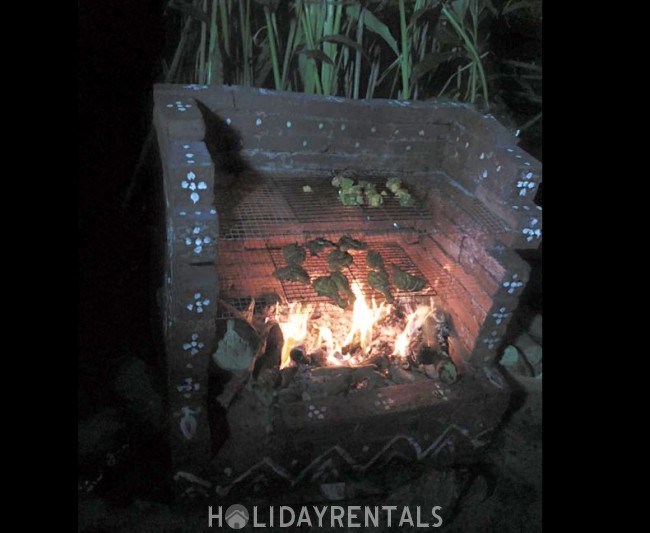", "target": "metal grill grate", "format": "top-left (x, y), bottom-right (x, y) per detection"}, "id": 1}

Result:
top-left (464, 198), bottom-right (509, 236)
top-left (214, 174), bottom-right (432, 240)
